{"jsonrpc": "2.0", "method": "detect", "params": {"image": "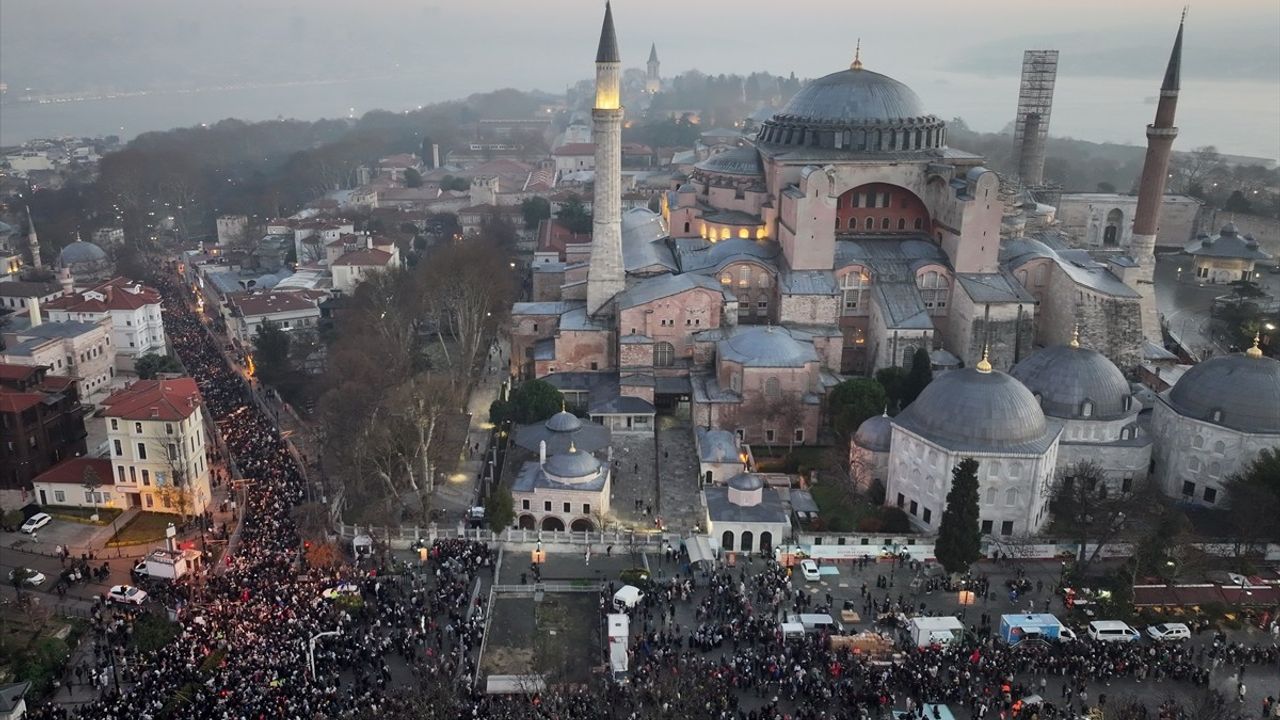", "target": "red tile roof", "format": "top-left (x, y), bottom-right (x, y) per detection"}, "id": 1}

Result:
top-left (102, 378), bottom-right (202, 421)
top-left (33, 457), bottom-right (115, 486)
top-left (229, 291), bottom-right (319, 317)
top-left (0, 364), bottom-right (39, 383)
top-left (331, 248), bottom-right (394, 267)
top-left (0, 388), bottom-right (44, 414)
top-left (42, 277), bottom-right (162, 313)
